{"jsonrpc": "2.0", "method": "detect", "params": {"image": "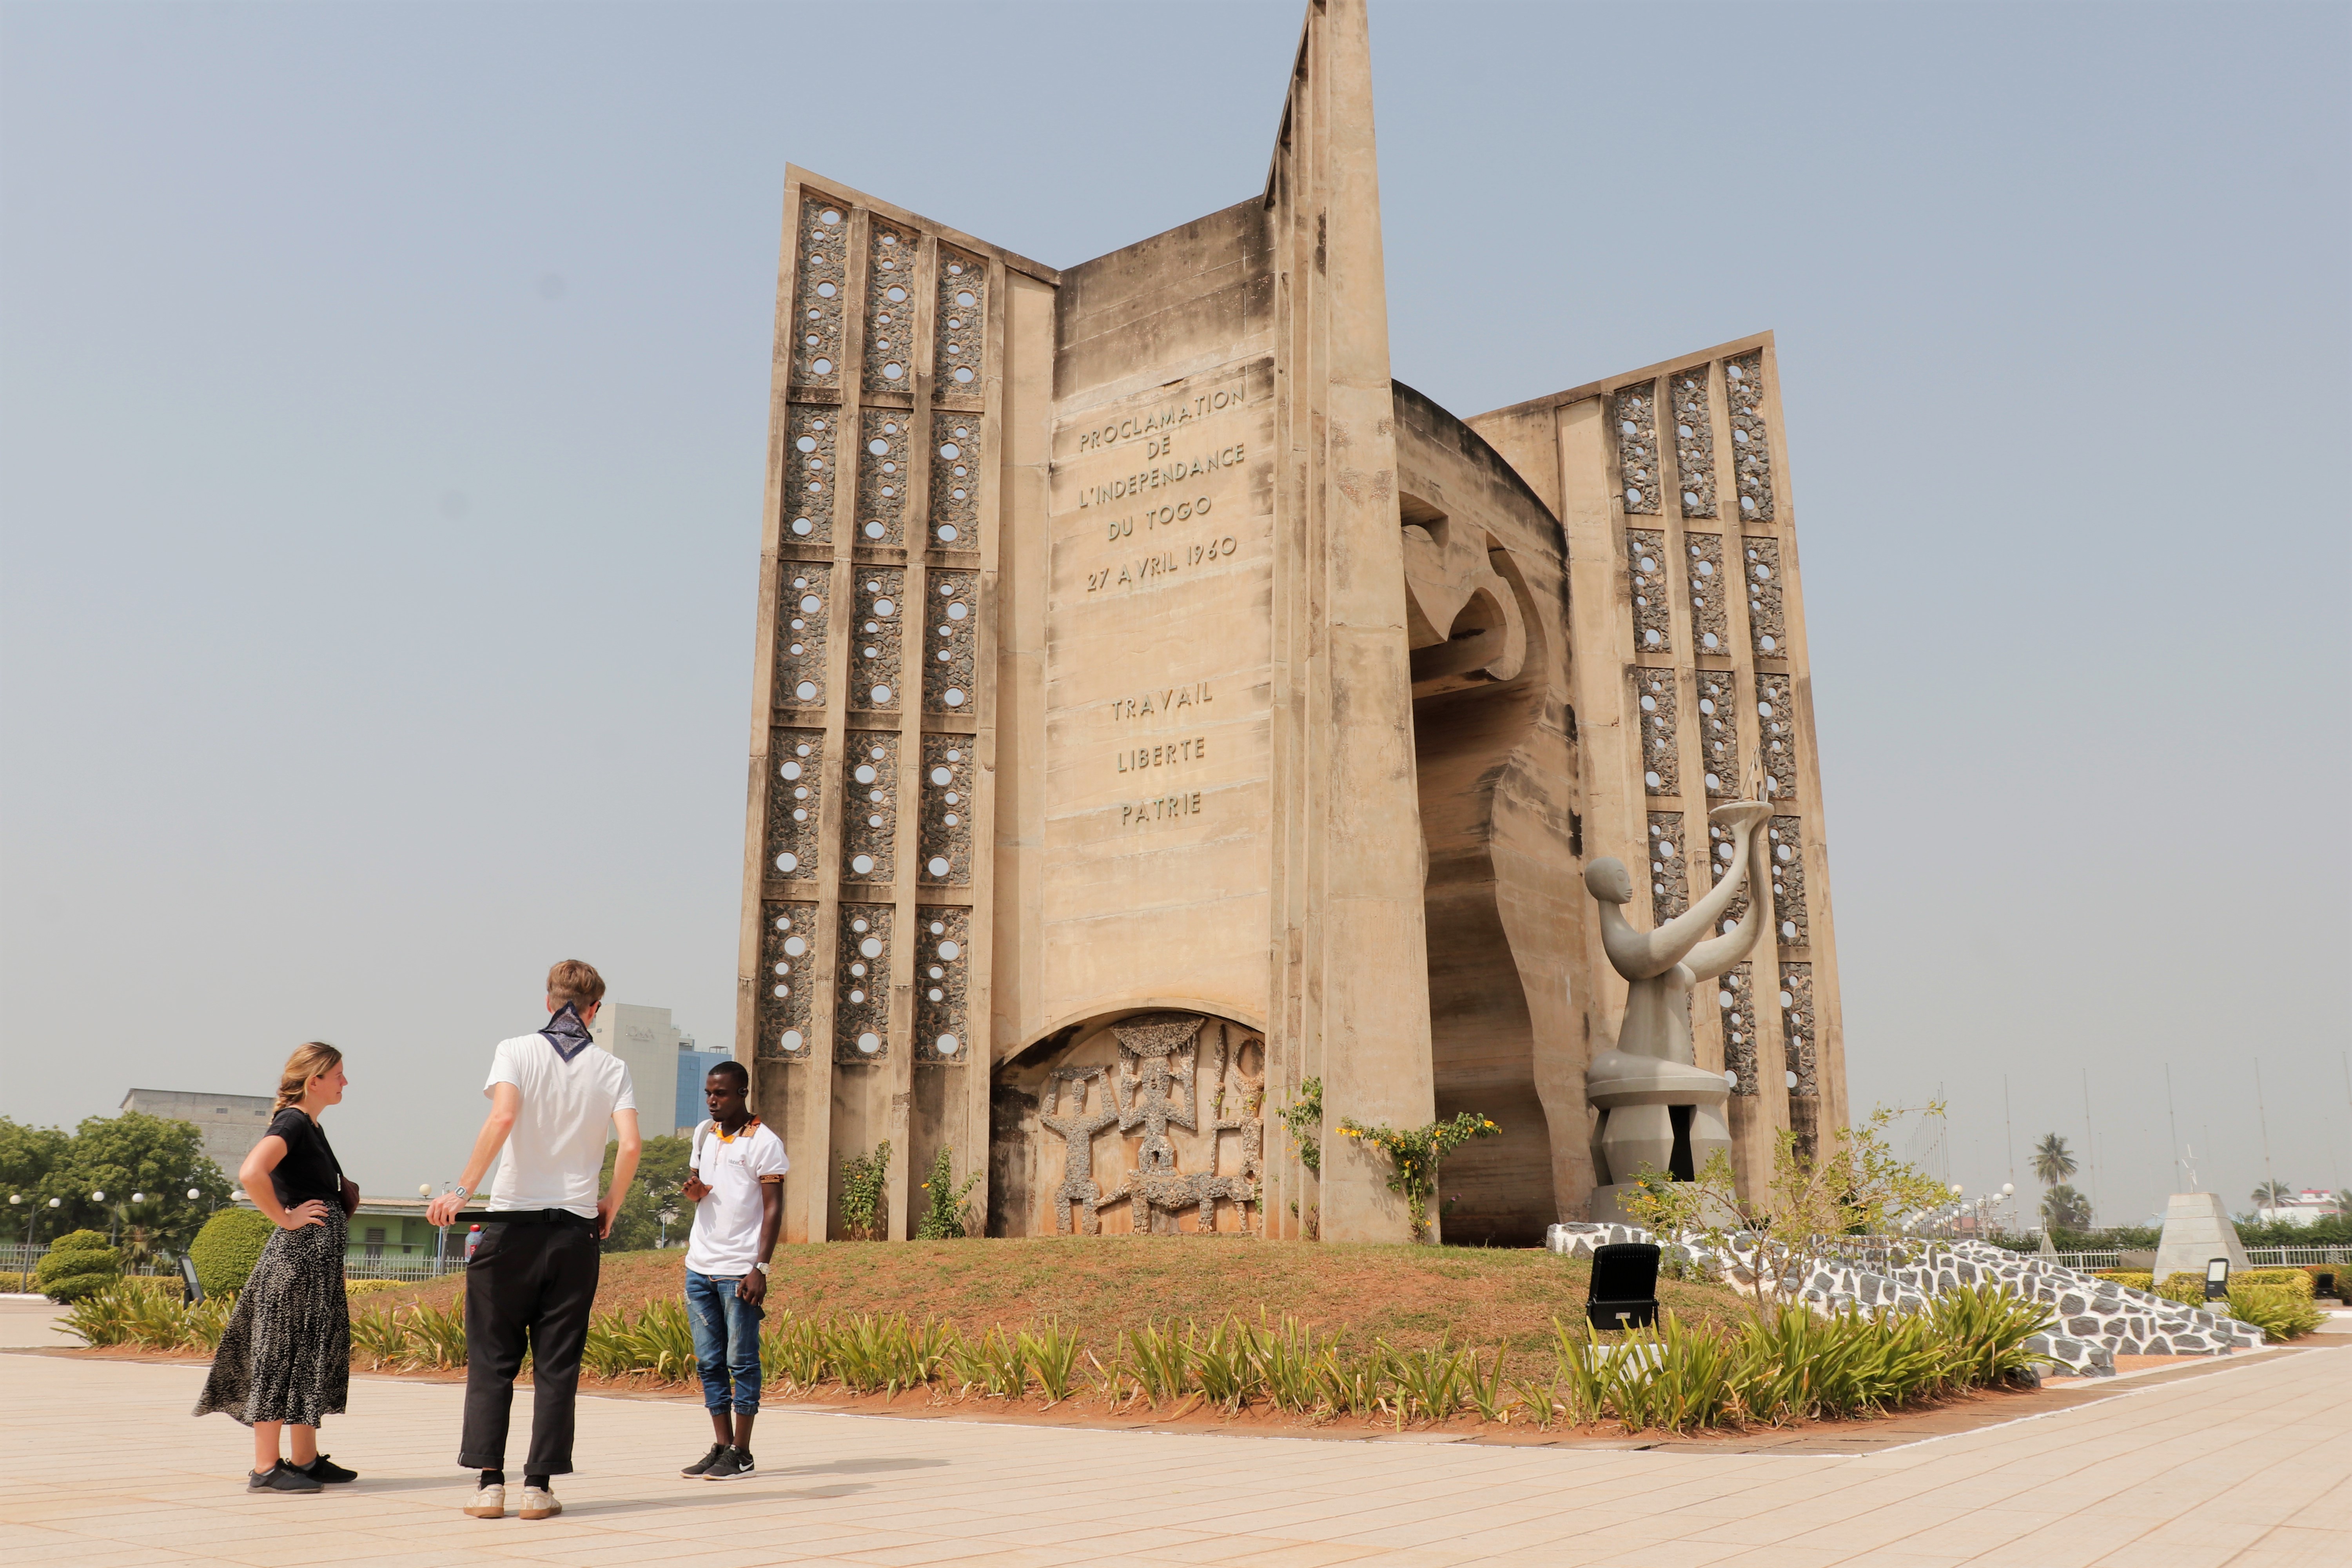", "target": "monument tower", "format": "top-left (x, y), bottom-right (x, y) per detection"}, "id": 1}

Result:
top-left (735, 0), bottom-right (1847, 1244)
